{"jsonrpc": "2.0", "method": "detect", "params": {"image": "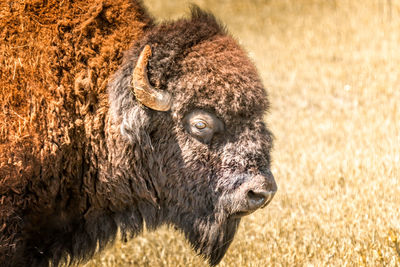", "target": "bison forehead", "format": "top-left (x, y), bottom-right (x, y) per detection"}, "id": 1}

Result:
top-left (172, 35), bottom-right (268, 122)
